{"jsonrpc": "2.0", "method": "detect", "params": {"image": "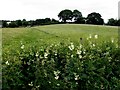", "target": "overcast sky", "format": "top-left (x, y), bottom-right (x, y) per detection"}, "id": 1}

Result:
top-left (1, 0), bottom-right (119, 22)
